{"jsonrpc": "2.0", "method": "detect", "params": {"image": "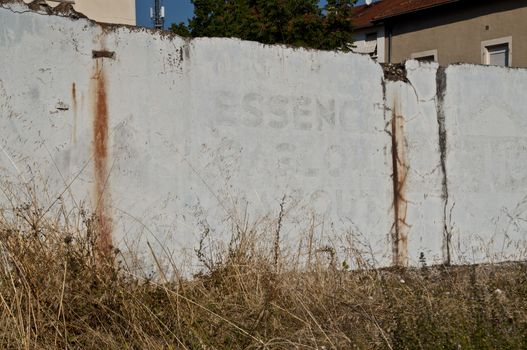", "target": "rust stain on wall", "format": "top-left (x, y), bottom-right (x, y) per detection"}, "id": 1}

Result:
top-left (391, 101), bottom-right (409, 267)
top-left (91, 60), bottom-right (113, 257)
top-left (71, 82), bottom-right (77, 144)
